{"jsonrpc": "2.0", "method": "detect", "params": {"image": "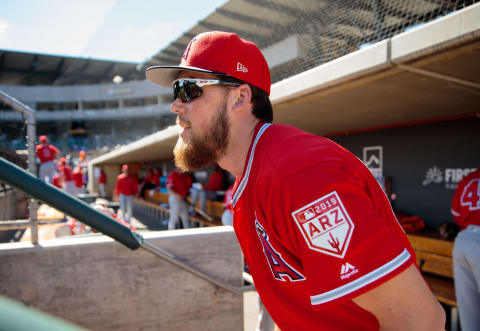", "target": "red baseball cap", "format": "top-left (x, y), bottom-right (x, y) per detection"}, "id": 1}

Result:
top-left (145, 31), bottom-right (271, 95)
top-left (39, 135), bottom-right (47, 143)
